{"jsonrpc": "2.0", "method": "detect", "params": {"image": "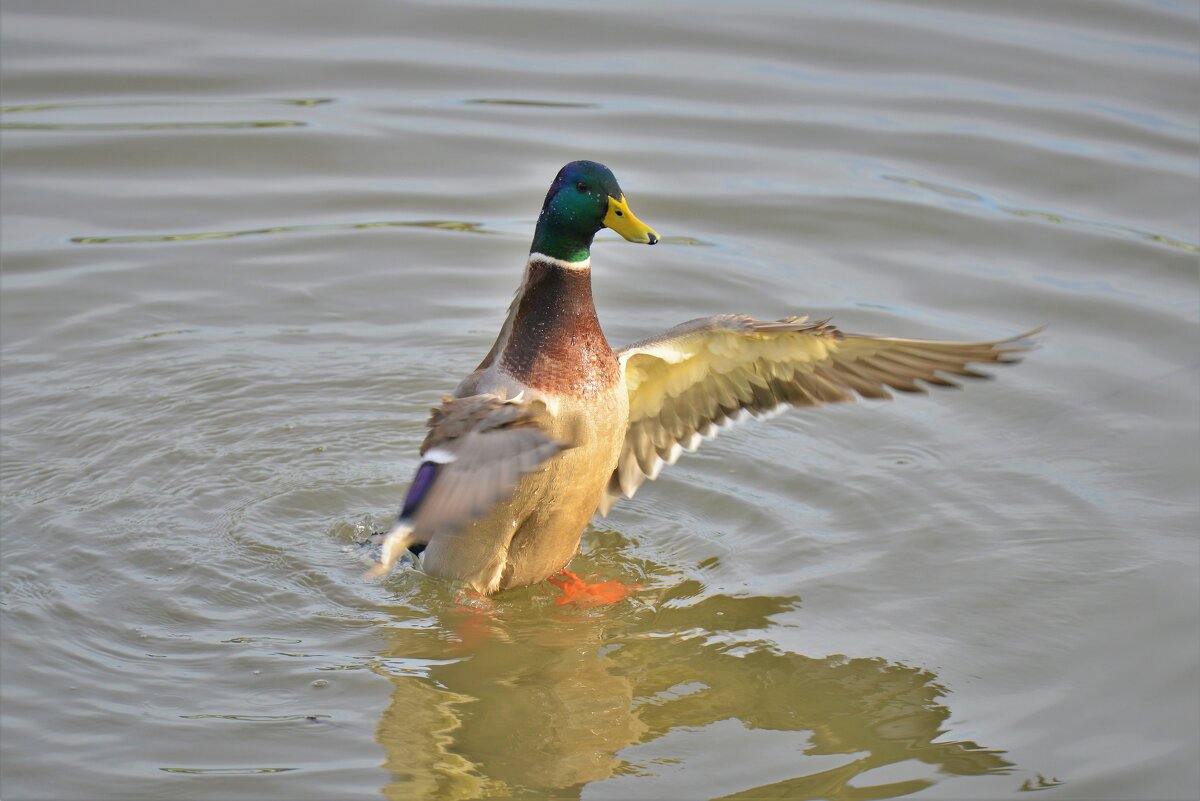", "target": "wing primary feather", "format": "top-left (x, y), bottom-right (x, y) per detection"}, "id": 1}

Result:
top-left (608, 316), bottom-right (1038, 514)
top-left (821, 360), bottom-right (894, 399)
